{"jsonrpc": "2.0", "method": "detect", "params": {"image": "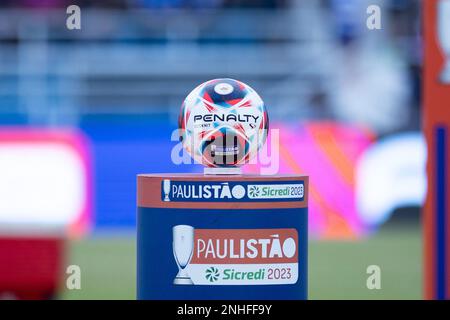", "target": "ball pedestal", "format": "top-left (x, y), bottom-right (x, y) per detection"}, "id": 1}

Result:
top-left (137, 174), bottom-right (308, 300)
